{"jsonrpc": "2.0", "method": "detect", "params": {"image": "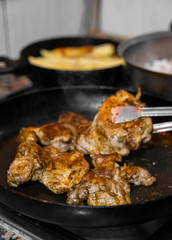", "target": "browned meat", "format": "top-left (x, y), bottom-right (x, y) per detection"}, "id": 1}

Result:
top-left (7, 143), bottom-right (90, 194)
top-left (58, 111), bottom-right (91, 136)
top-left (67, 154), bottom-right (156, 206)
top-left (17, 123), bottom-right (74, 152)
top-left (41, 145), bottom-right (60, 165)
top-left (7, 141), bottom-right (42, 187)
top-left (77, 89), bottom-right (153, 156)
top-left (67, 163), bottom-right (131, 206)
top-left (121, 164), bottom-right (156, 186)
top-left (32, 123), bottom-right (75, 151)
top-left (91, 152), bottom-right (156, 186)
top-left (40, 147), bottom-right (90, 194)
top-left (16, 112), bottom-right (91, 152)
top-left (16, 128), bottom-right (38, 144)
top-left (91, 152), bottom-right (122, 168)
